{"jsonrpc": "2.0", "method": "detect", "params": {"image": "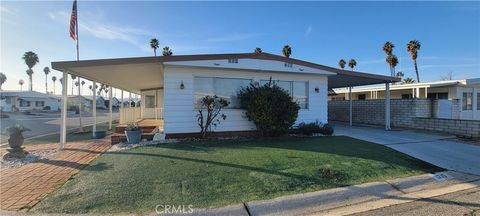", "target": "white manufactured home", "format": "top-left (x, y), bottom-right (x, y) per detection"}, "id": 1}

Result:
top-left (52, 53), bottom-right (398, 140)
top-left (0, 91), bottom-right (60, 112)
